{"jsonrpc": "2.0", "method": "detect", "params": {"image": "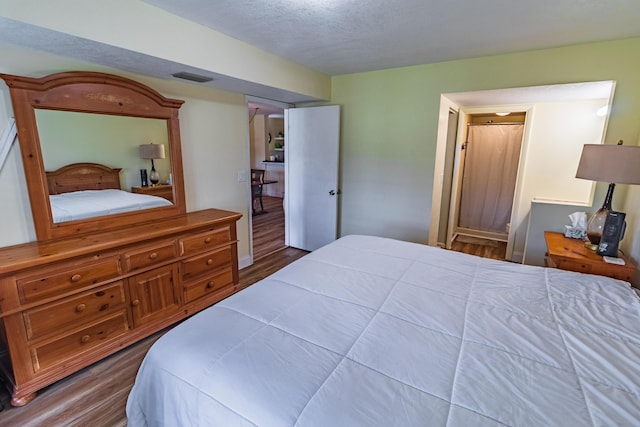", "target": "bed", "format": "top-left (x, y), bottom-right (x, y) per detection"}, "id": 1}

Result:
top-left (46, 163), bottom-right (172, 222)
top-left (126, 235), bottom-right (640, 426)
